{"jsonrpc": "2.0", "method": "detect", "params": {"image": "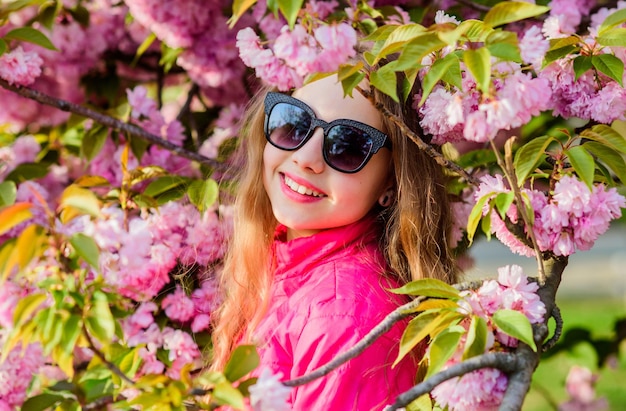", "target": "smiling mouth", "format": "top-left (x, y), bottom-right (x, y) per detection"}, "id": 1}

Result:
top-left (283, 175), bottom-right (326, 197)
